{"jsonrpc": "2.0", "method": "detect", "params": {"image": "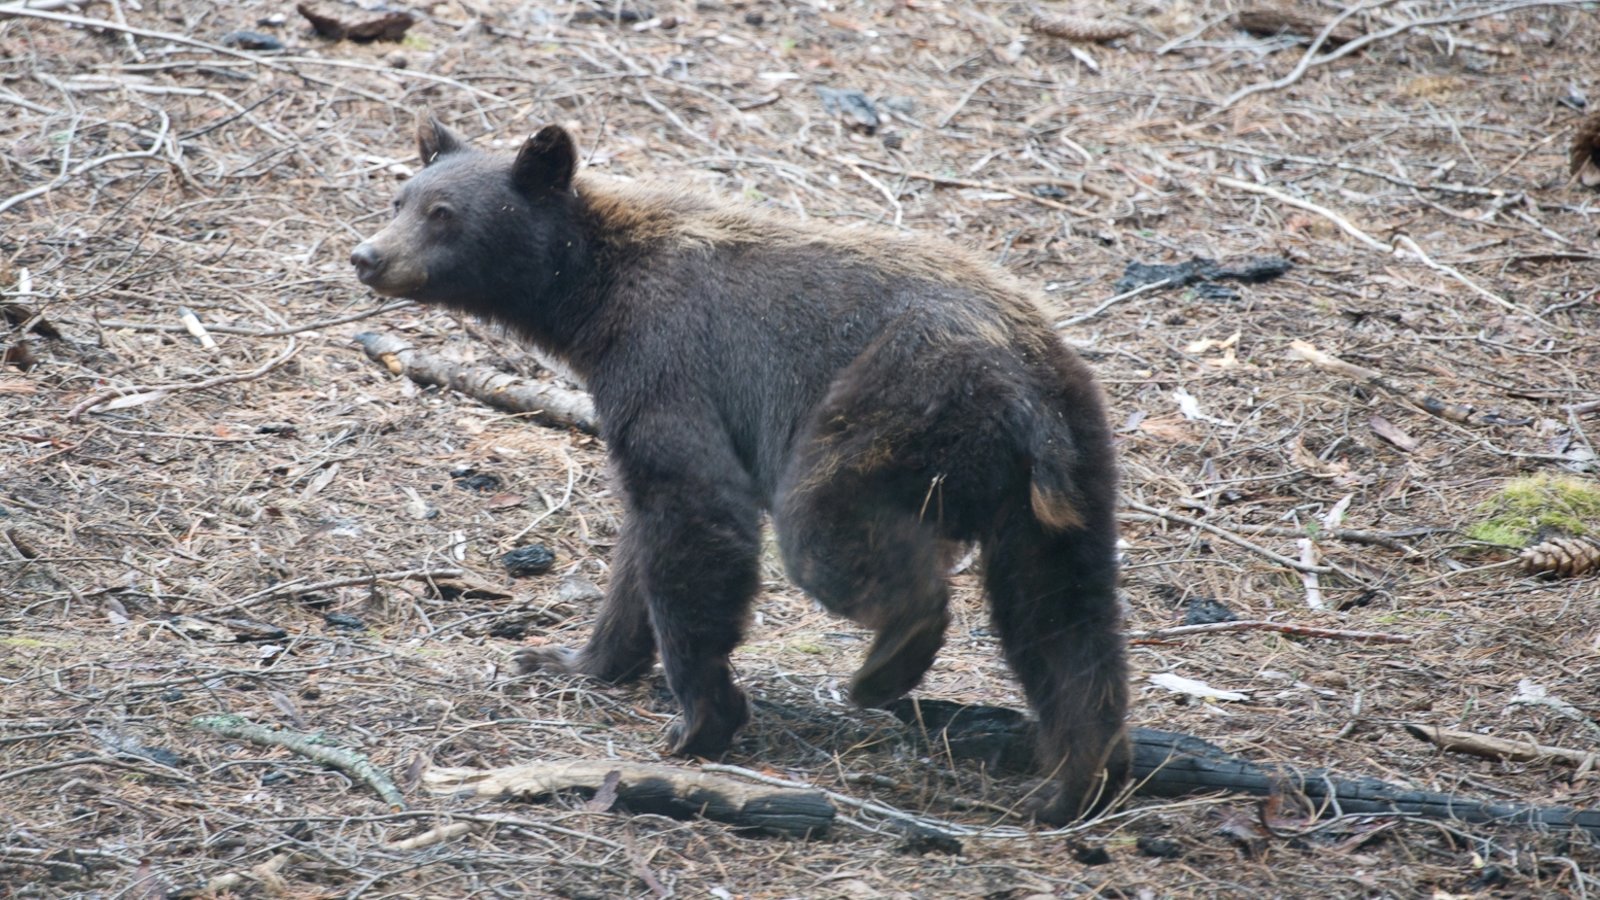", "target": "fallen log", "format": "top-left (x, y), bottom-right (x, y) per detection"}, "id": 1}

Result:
top-left (888, 699), bottom-right (1600, 838)
top-left (354, 331), bottom-right (597, 434)
top-left (423, 759), bottom-right (835, 838)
